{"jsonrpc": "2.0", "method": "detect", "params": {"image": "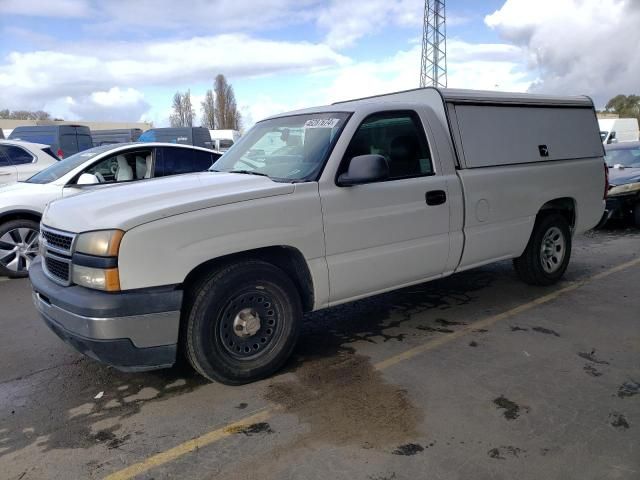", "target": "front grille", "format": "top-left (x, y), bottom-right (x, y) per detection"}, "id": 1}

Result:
top-left (45, 256), bottom-right (70, 283)
top-left (41, 227), bottom-right (74, 253)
